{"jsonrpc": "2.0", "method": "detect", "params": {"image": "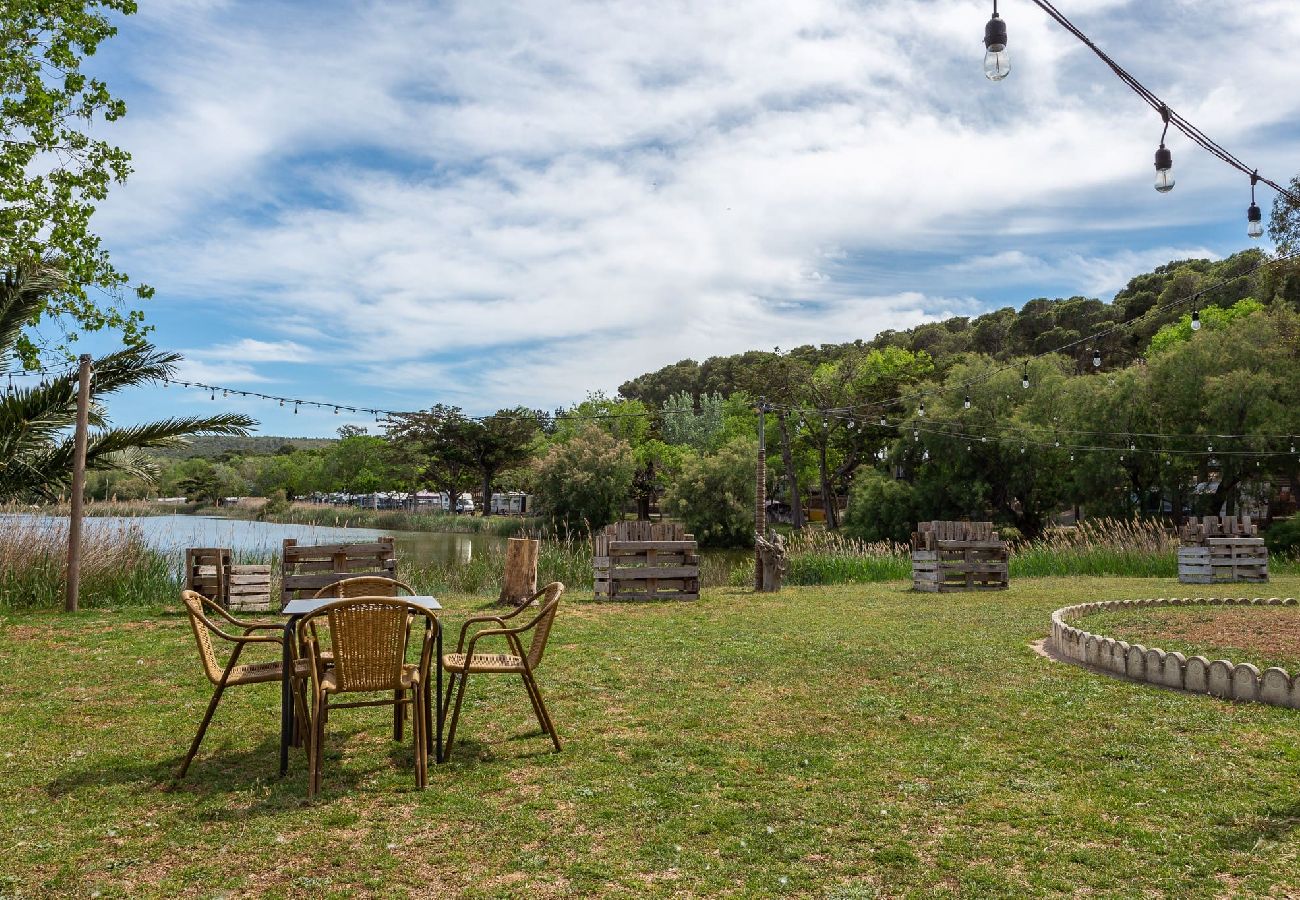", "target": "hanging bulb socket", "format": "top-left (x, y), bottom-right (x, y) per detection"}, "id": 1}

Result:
top-left (1247, 171), bottom-right (1264, 239)
top-left (1092, 349), bottom-right (1101, 368)
top-left (879, 414), bottom-right (887, 427)
top-left (1191, 309), bottom-right (1201, 331)
top-left (964, 395), bottom-right (971, 410)
top-left (1153, 106), bottom-right (1174, 193)
top-left (983, 8), bottom-right (1010, 82)
top-left (1247, 203), bottom-right (1263, 239)
top-left (1021, 370), bottom-right (1030, 389)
